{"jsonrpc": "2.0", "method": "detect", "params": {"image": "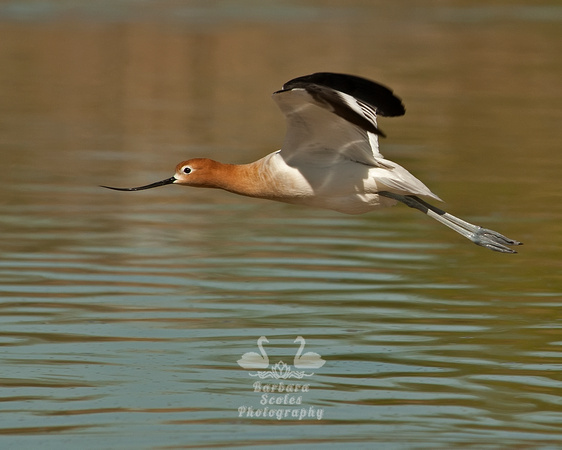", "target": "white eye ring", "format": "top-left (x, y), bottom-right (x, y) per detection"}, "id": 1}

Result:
top-left (183, 167), bottom-right (192, 174)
